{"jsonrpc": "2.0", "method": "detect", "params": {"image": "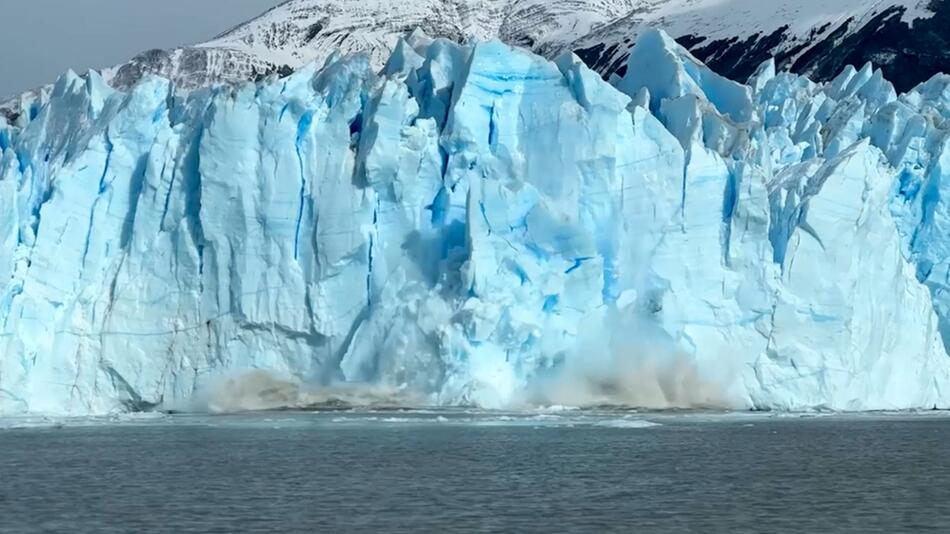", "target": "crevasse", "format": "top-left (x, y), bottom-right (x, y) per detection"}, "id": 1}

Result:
top-left (1, 29), bottom-right (949, 415)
